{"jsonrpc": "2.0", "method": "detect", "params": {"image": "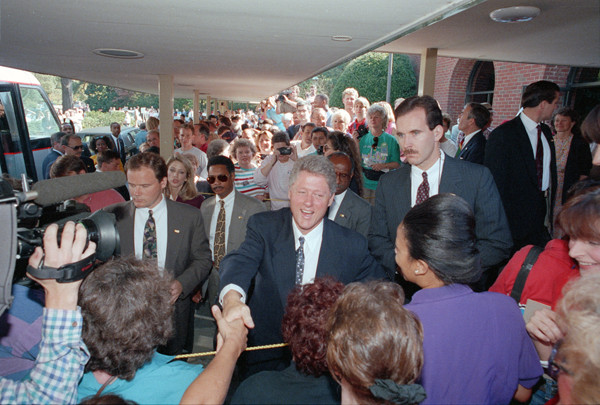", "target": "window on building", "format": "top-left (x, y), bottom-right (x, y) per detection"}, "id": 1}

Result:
top-left (466, 61), bottom-right (495, 105)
